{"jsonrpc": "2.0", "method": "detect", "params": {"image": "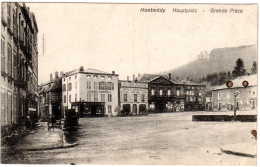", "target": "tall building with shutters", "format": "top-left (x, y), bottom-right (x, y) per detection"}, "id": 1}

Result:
top-left (1, 3), bottom-right (38, 130)
top-left (62, 66), bottom-right (119, 117)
